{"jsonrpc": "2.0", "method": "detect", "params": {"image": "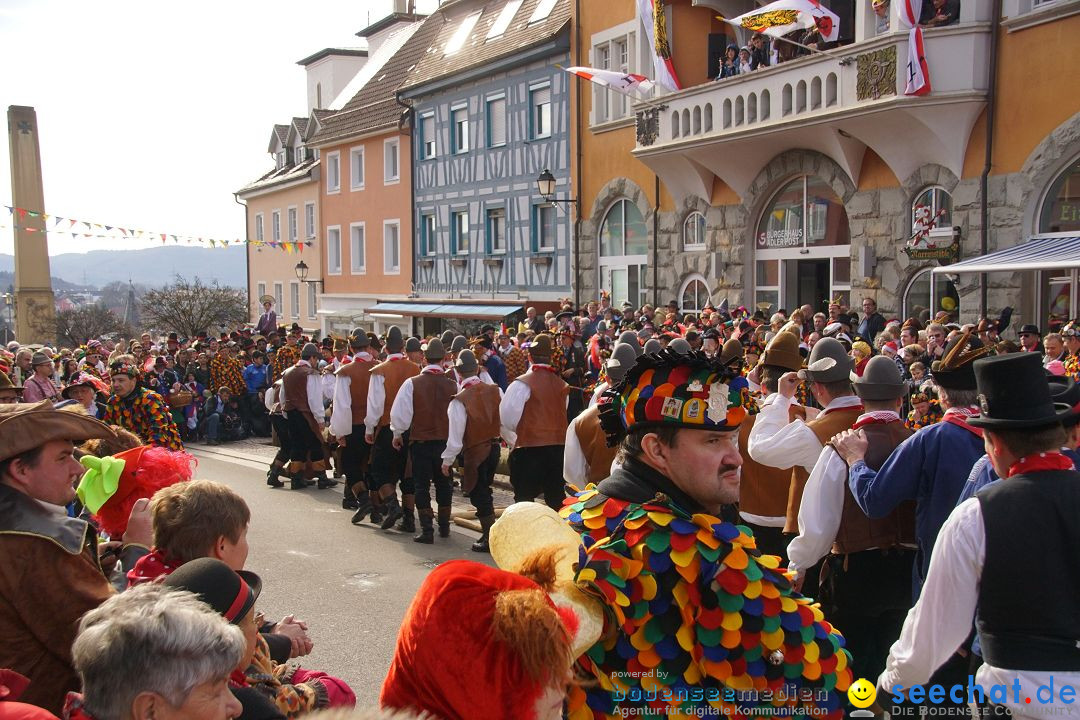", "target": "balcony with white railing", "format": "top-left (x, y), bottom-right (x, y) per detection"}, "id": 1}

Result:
top-left (632, 2), bottom-right (994, 201)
